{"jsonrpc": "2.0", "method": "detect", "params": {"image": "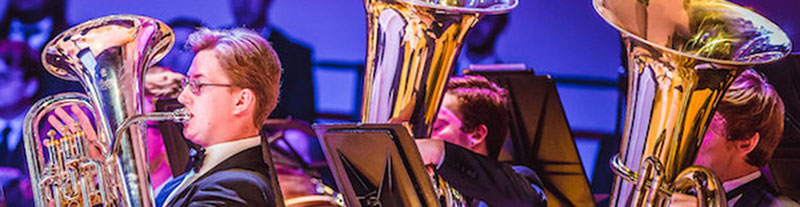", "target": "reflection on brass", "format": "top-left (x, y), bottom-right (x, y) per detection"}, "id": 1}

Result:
top-left (22, 15), bottom-right (188, 207)
top-left (594, 0), bottom-right (791, 206)
top-left (361, 0), bottom-right (517, 138)
top-left (359, 0), bottom-right (516, 206)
